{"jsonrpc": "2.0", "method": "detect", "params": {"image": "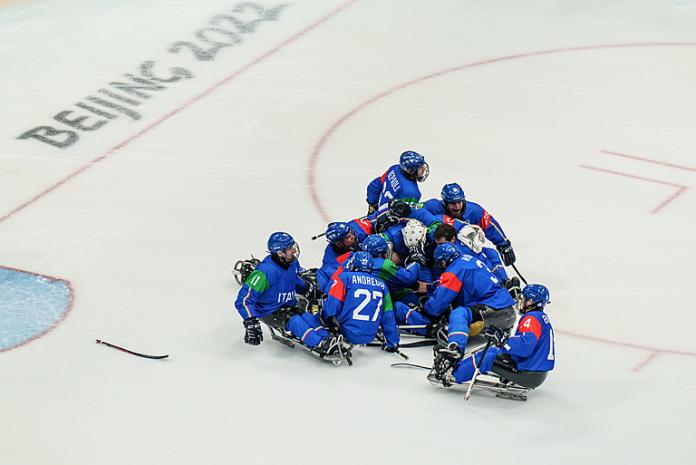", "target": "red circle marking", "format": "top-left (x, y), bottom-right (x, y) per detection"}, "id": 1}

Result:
top-left (308, 42), bottom-right (696, 222)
